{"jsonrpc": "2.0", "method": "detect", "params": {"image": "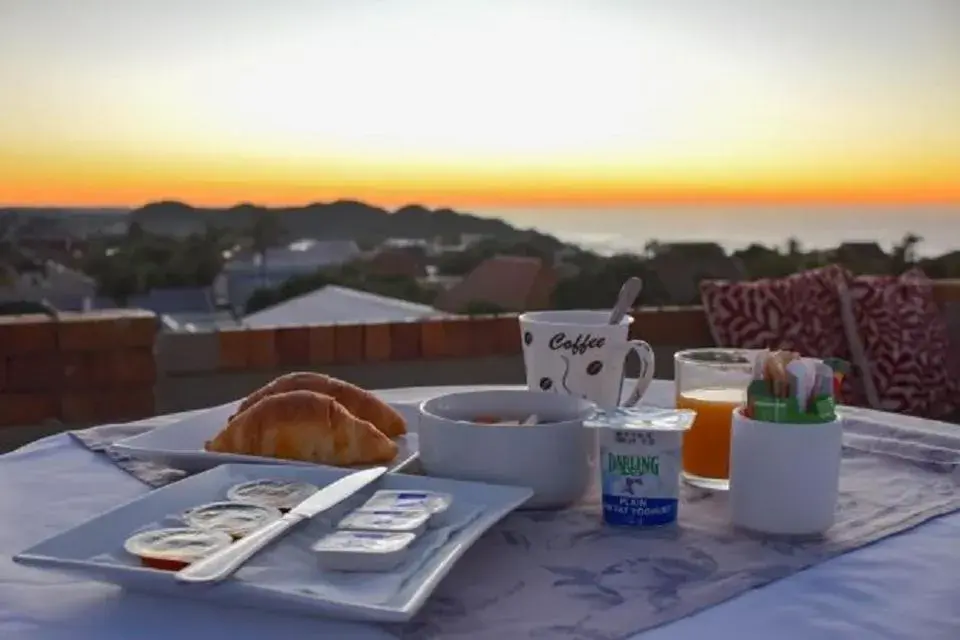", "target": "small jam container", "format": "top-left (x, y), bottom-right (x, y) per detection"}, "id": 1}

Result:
top-left (182, 501), bottom-right (282, 539)
top-left (337, 508), bottom-right (430, 536)
top-left (585, 407), bottom-right (696, 528)
top-left (359, 490), bottom-right (453, 528)
top-left (124, 527), bottom-right (233, 572)
top-left (312, 530), bottom-right (416, 572)
top-left (226, 479), bottom-right (318, 512)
